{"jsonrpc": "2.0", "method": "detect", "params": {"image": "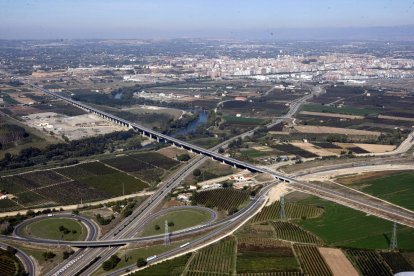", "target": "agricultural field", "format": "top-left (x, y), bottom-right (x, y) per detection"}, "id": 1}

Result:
top-left (103, 152), bottom-right (179, 185)
top-left (236, 224), bottom-right (279, 239)
top-left (185, 237), bottom-right (236, 275)
top-left (251, 201), bottom-right (324, 224)
top-left (189, 159), bottom-right (237, 184)
top-left (295, 196), bottom-right (414, 250)
top-left (338, 171), bottom-right (414, 211)
top-left (34, 180), bottom-right (109, 205)
top-left (318, 248), bottom-right (359, 276)
top-left (193, 189), bottom-right (250, 211)
top-left (237, 273), bottom-right (302, 276)
top-left (56, 161), bottom-right (148, 197)
top-left (345, 249), bottom-right (392, 276)
top-left (237, 240), bottom-right (300, 274)
top-left (302, 103), bottom-right (379, 117)
top-left (270, 221), bottom-right (322, 245)
top-left (293, 245), bottom-right (332, 276)
top-left (300, 84), bottom-right (414, 140)
top-left (24, 217), bottom-right (86, 241)
top-left (0, 248), bottom-right (25, 276)
top-left (129, 152), bottom-right (180, 170)
top-left (1, 170), bottom-right (70, 191)
top-left (380, 251), bottom-right (414, 274)
top-left (0, 160), bottom-right (151, 210)
top-left (0, 199), bottom-right (19, 212)
top-left (272, 144), bottom-right (318, 159)
top-left (221, 100), bottom-right (288, 118)
top-left (139, 209), bottom-right (212, 236)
